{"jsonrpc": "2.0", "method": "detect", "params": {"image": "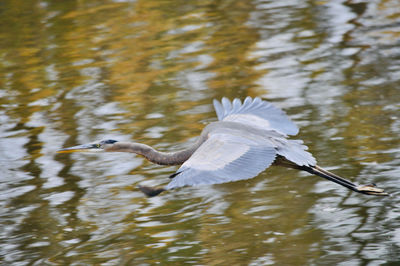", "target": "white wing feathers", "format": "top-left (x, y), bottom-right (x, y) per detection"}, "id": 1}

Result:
top-left (277, 139), bottom-right (316, 166)
top-left (213, 97), bottom-right (299, 136)
top-left (166, 133), bottom-right (277, 190)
